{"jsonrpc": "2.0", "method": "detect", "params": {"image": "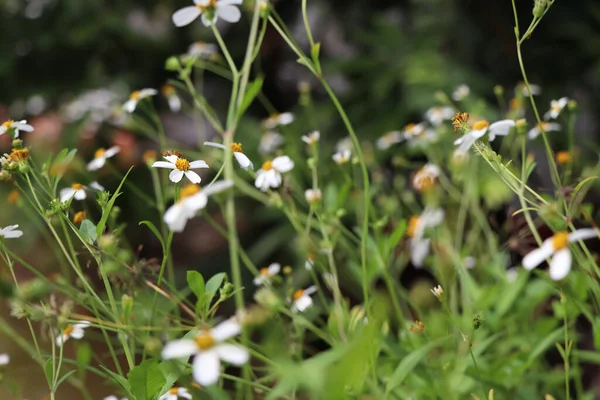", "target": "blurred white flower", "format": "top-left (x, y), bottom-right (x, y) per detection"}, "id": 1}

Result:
top-left (0, 225), bottom-right (23, 239)
top-left (262, 112), bottom-right (294, 130)
top-left (407, 208), bottom-right (444, 267)
top-left (63, 89), bottom-right (120, 123)
top-left (464, 256), bottom-right (476, 269)
top-left (187, 41), bottom-right (218, 58)
top-left (153, 155), bottom-right (209, 184)
top-left (431, 285), bottom-right (443, 298)
top-left (454, 119), bottom-right (515, 152)
top-left (305, 253), bottom-right (316, 270)
top-left (425, 106), bottom-right (455, 126)
top-left (516, 83), bottom-right (541, 97)
top-left (301, 131), bottom-right (320, 145)
top-left (204, 141), bottom-right (253, 170)
top-left (544, 97), bottom-right (569, 120)
top-left (87, 146), bottom-right (120, 171)
top-left (523, 229), bottom-right (598, 280)
top-left (0, 354), bottom-right (9, 366)
top-left (123, 89), bottom-right (157, 113)
top-left (412, 164), bottom-right (440, 192)
top-left (253, 263), bottom-right (281, 286)
top-left (527, 121), bottom-right (561, 139)
top-left (290, 286), bottom-right (317, 312)
top-left (161, 318), bottom-right (249, 386)
top-left (162, 85), bottom-right (181, 113)
top-left (56, 321), bottom-right (91, 347)
top-left (376, 131), bottom-right (403, 150)
top-left (26, 95), bottom-right (46, 115)
top-left (305, 188), bottom-right (322, 204)
top-left (254, 156), bottom-right (294, 191)
top-left (158, 387), bottom-right (192, 400)
top-left (0, 119), bottom-right (34, 138)
top-left (506, 267), bottom-right (519, 283)
top-left (452, 84), bottom-right (470, 101)
top-left (335, 137), bottom-right (353, 153)
top-left (258, 131), bottom-right (284, 155)
top-left (332, 150), bottom-right (351, 165)
top-left (60, 182), bottom-right (104, 203)
top-left (172, 0), bottom-right (243, 27)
